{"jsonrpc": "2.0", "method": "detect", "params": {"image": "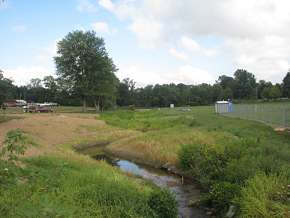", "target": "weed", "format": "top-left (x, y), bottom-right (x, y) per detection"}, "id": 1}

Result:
top-left (148, 187), bottom-right (179, 218)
